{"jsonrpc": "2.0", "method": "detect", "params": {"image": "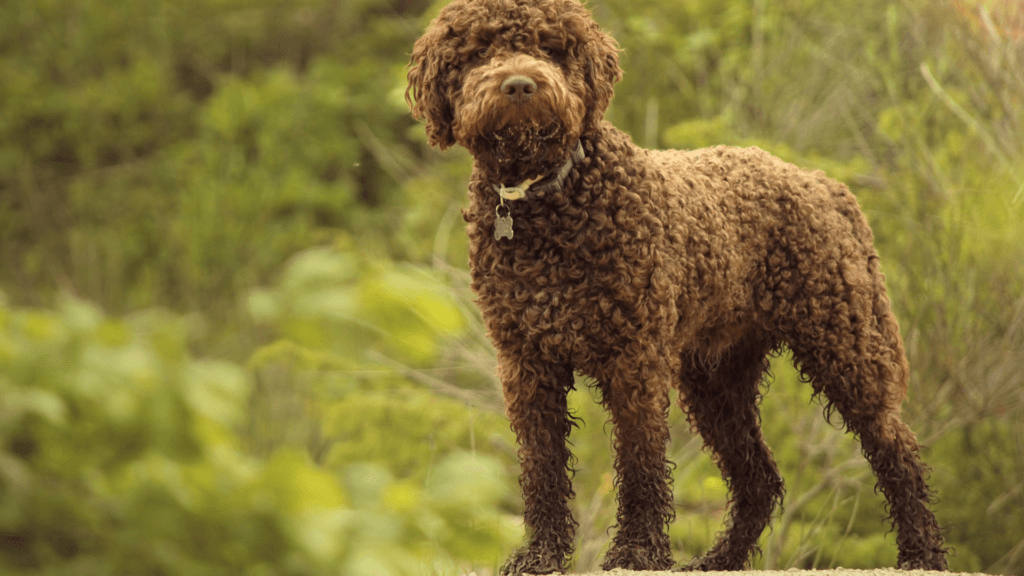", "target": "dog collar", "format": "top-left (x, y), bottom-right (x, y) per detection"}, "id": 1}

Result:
top-left (493, 140), bottom-right (585, 201)
top-left (491, 140), bottom-right (585, 241)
